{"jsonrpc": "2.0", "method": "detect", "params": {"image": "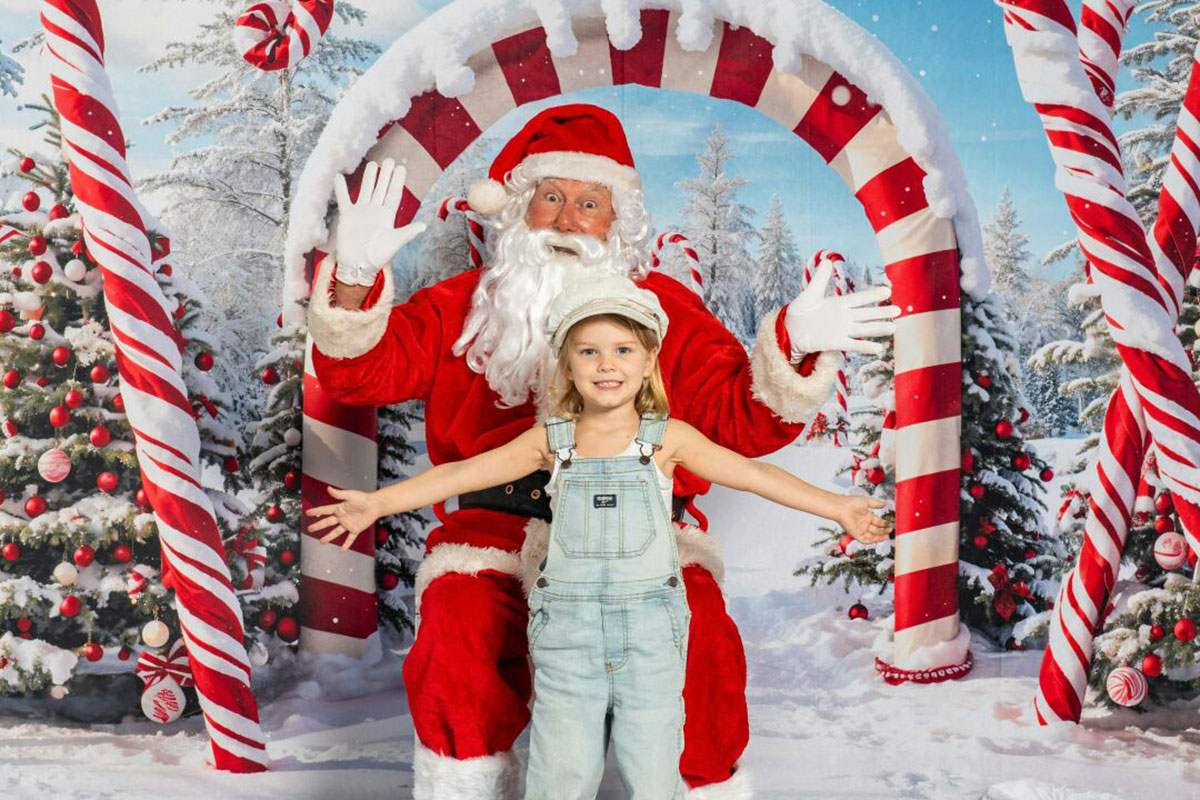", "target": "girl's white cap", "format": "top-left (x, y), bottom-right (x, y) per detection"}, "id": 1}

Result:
top-left (545, 276), bottom-right (668, 355)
